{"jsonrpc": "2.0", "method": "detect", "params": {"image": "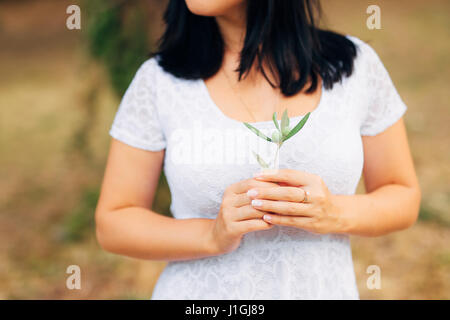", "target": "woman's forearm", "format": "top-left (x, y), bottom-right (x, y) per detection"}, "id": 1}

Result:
top-left (95, 207), bottom-right (217, 261)
top-left (333, 184), bottom-right (421, 237)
